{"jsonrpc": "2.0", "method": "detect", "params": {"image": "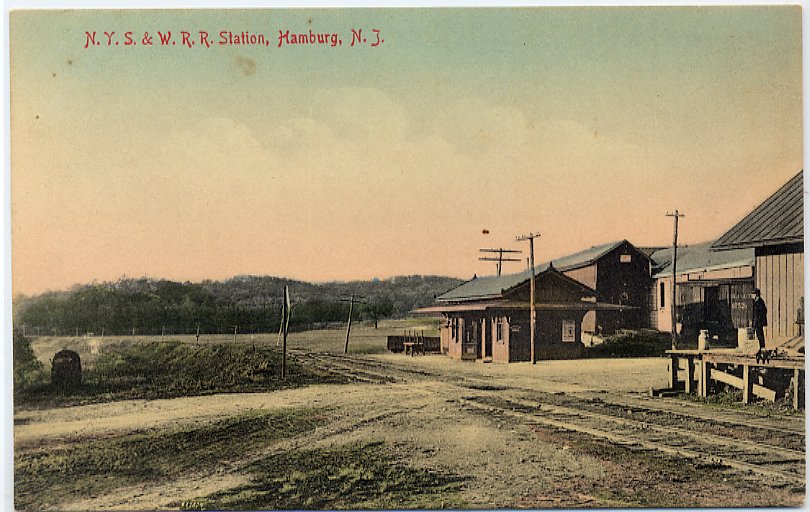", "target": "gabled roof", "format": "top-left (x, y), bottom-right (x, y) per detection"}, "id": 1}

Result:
top-left (439, 240), bottom-right (645, 302)
top-left (437, 265), bottom-right (596, 303)
top-left (437, 264), bottom-right (551, 302)
top-left (712, 171), bottom-right (803, 250)
top-left (650, 241), bottom-right (754, 279)
top-left (542, 240), bottom-right (647, 272)
top-left (412, 300), bottom-right (636, 315)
